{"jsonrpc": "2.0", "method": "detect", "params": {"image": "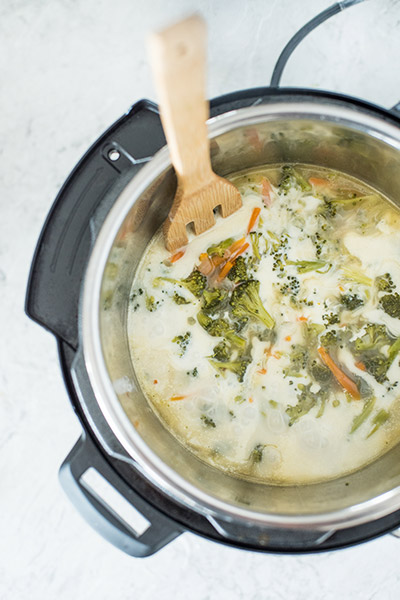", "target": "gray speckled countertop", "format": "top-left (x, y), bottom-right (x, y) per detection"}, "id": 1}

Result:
top-left (3, 0), bottom-right (400, 598)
